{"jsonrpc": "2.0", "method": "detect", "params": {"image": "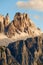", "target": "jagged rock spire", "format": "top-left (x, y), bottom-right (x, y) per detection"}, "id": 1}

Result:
top-left (0, 15), bottom-right (4, 33)
top-left (4, 13), bottom-right (10, 28)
